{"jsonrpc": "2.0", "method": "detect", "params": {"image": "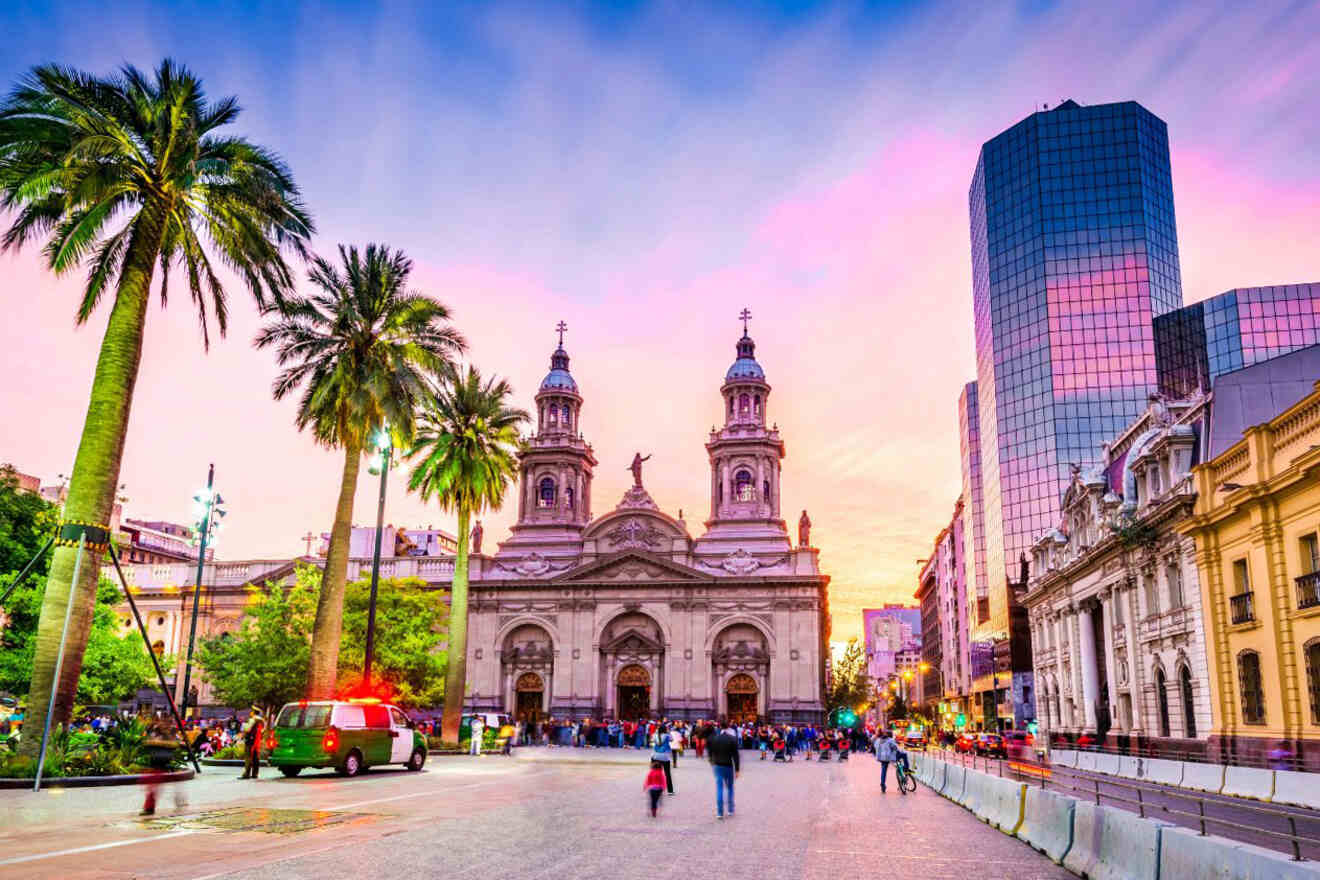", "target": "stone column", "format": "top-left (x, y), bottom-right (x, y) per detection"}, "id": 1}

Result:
top-left (1123, 582), bottom-right (1143, 732)
top-left (1077, 602), bottom-right (1101, 732)
top-left (756, 456), bottom-right (766, 514)
top-left (1101, 588), bottom-right (1119, 729)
